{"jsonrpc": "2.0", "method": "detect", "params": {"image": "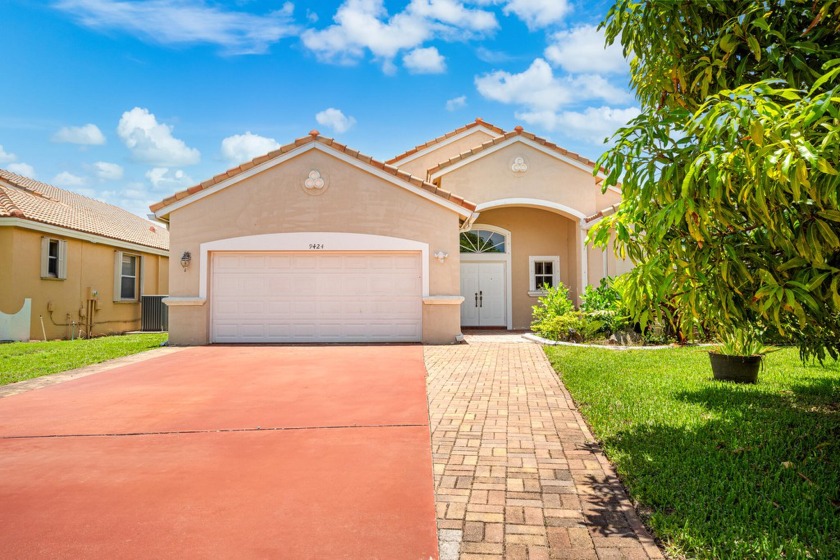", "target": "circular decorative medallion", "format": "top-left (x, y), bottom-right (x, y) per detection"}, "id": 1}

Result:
top-left (302, 169), bottom-right (328, 195)
top-left (511, 156), bottom-right (528, 174)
